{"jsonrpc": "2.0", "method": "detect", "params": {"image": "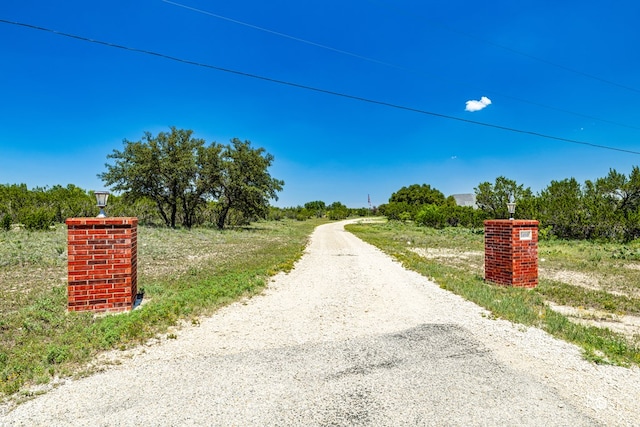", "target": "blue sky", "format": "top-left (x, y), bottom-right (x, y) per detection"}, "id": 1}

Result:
top-left (1, 1), bottom-right (639, 208)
